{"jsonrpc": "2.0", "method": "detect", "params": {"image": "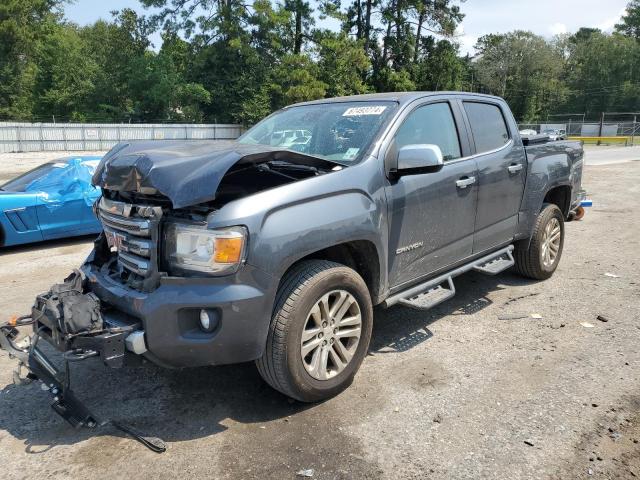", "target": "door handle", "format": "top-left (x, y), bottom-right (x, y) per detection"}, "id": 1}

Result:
top-left (455, 176), bottom-right (476, 189)
top-left (508, 163), bottom-right (523, 173)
